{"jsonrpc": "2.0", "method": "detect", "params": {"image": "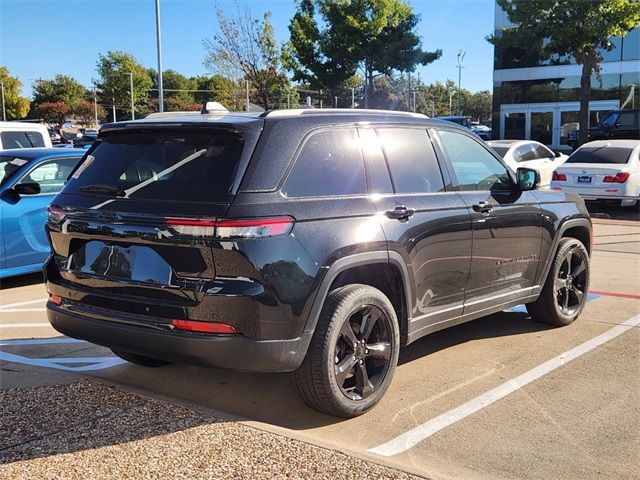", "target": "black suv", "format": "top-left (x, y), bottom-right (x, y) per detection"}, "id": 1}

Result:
top-left (45, 109), bottom-right (592, 417)
top-left (569, 109), bottom-right (640, 149)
